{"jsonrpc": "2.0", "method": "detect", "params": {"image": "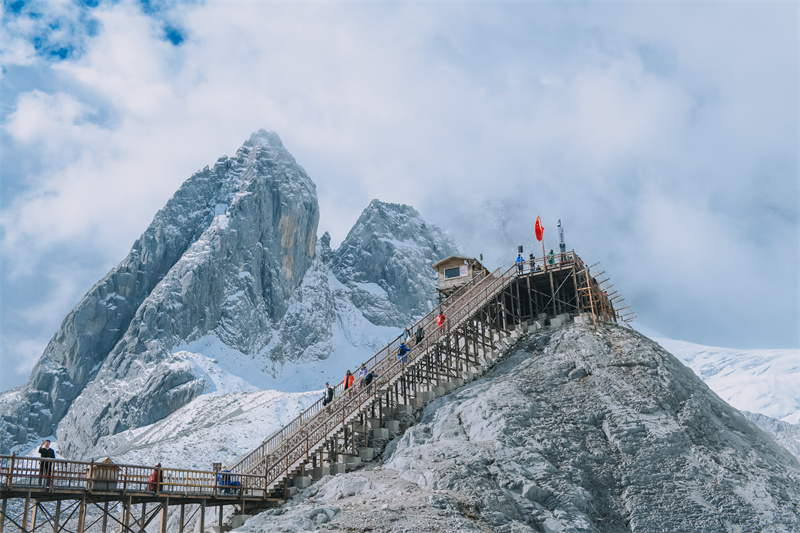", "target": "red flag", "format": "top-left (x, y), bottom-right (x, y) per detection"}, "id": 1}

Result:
top-left (535, 216), bottom-right (544, 242)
